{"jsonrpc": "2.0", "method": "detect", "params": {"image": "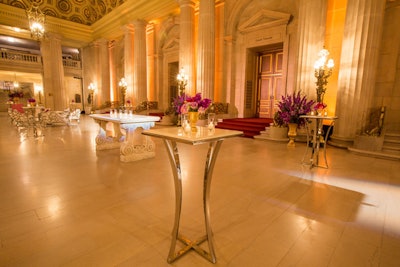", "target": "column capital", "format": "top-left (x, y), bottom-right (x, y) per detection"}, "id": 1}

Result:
top-left (121, 24), bottom-right (135, 33)
top-left (132, 19), bottom-right (148, 28)
top-left (177, 0), bottom-right (197, 8)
